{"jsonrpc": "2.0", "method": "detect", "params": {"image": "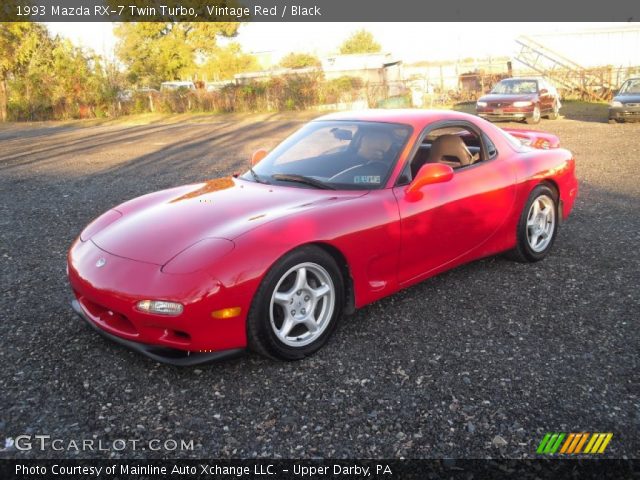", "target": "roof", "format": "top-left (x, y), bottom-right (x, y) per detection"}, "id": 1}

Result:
top-left (501, 77), bottom-right (545, 81)
top-left (161, 81), bottom-right (195, 86)
top-left (313, 109), bottom-right (479, 129)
